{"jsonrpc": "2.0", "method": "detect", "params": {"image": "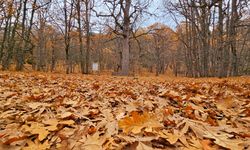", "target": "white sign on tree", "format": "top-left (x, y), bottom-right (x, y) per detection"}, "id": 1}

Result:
top-left (92, 62), bottom-right (99, 71)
